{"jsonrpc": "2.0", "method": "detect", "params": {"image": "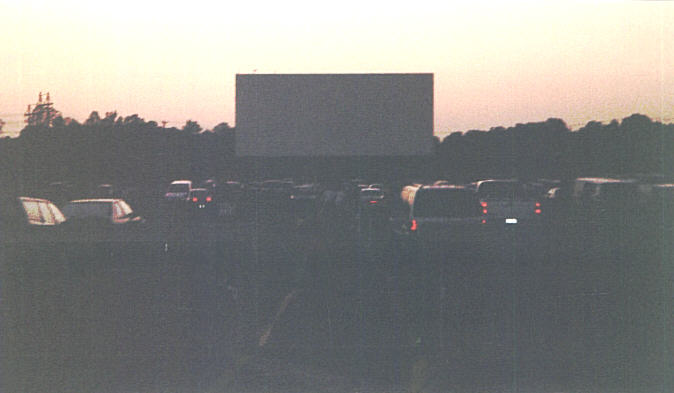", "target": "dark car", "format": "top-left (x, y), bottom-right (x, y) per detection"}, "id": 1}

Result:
top-left (188, 188), bottom-right (216, 215)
